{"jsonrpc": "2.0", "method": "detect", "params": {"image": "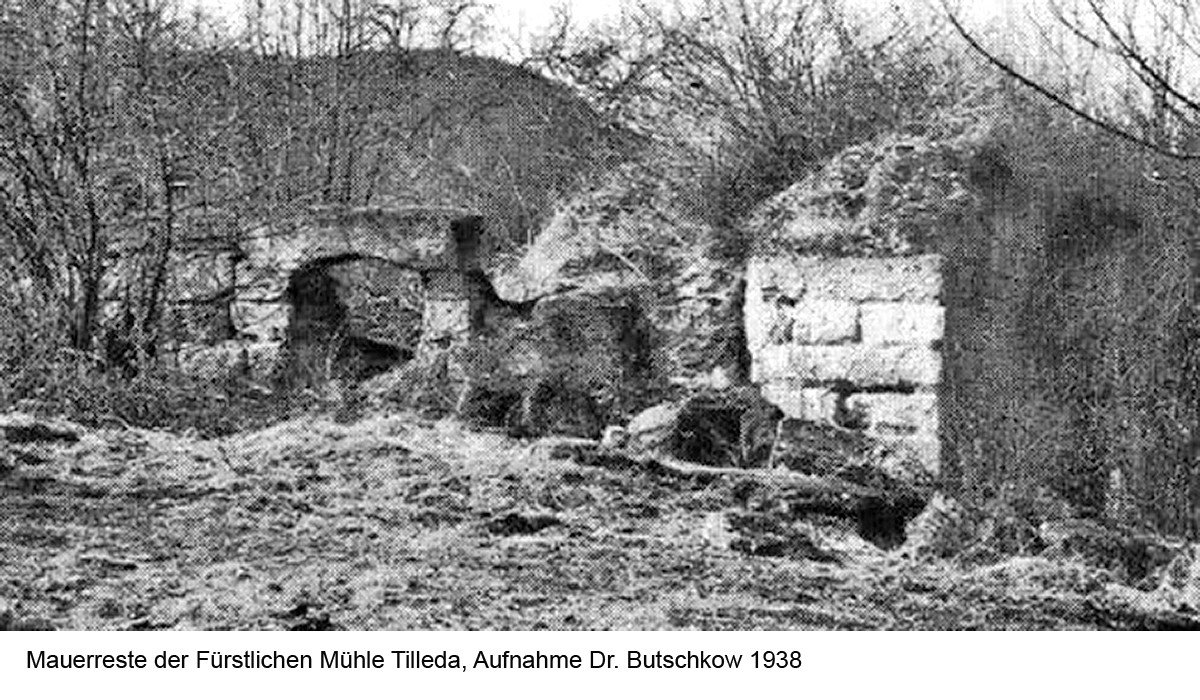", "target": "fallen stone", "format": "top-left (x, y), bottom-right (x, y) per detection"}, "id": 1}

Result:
top-left (528, 437), bottom-right (602, 462)
top-left (600, 425), bottom-right (629, 449)
top-left (626, 403), bottom-right (683, 454)
top-left (699, 512), bottom-right (734, 550)
top-left (727, 512), bottom-right (841, 562)
top-left (1038, 519), bottom-right (1176, 582)
top-left (1155, 544), bottom-right (1200, 611)
top-left (901, 493), bottom-right (971, 560)
top-left (871, 435), bottom-right (941, 480)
